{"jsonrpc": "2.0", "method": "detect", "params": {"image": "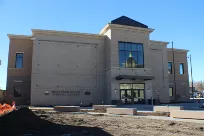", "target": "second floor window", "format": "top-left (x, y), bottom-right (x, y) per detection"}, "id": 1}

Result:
top-left (180, 63), bottom-right (184, 74)
top-left (15, 53), bottom-right (23, 68)
top-left (119, 42), bottom-right (144, 68)
top-left (168, 62), bottom-right (172, 74)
